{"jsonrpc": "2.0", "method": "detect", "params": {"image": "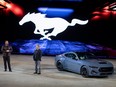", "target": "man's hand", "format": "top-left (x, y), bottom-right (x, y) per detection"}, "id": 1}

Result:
top-left (6, 50), bottom-right (9, 52)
